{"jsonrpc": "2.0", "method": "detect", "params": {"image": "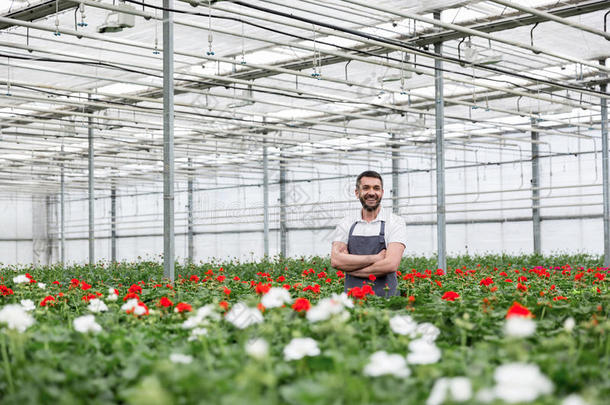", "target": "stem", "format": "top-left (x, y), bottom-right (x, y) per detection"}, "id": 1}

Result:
top-left (1, 334), bottom-right (14, 395)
